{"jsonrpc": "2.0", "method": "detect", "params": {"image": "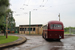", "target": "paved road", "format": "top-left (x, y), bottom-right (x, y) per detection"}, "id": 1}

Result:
top-left (2, 34), bottom-right (75, 50)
